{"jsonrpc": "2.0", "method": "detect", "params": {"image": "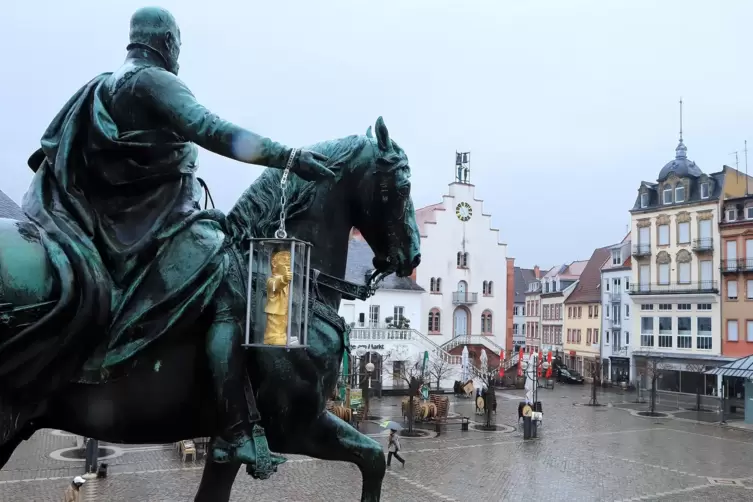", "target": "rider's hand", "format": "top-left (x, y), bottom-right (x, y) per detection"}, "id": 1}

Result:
top-left (291, 149), bottom-right (335, 181)
top-left (284, 271), bottom-right (293, 282)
